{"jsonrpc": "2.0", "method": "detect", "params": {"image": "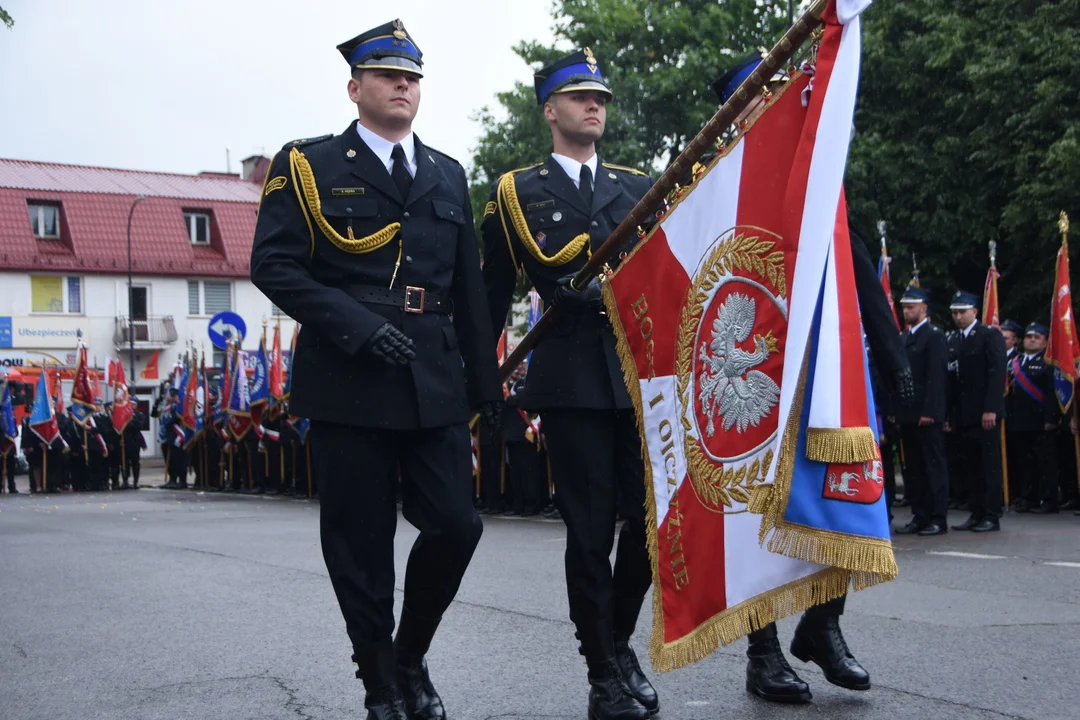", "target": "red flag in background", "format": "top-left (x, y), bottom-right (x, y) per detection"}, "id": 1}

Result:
top-left (876, 222), bottom-right (900, 330)
top-left (53, 368), bottom-right (64, 416)
top-left (112, 362), bottom-right (135, 433)
top-left (1047, 213), bottom-right (1080, 413)
top-left (269, 322), bottom-right (284, 410)
top-left (140, 350), bottom-right (160, 380)
top-left (983, 242), bottom-right (1000, 328)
